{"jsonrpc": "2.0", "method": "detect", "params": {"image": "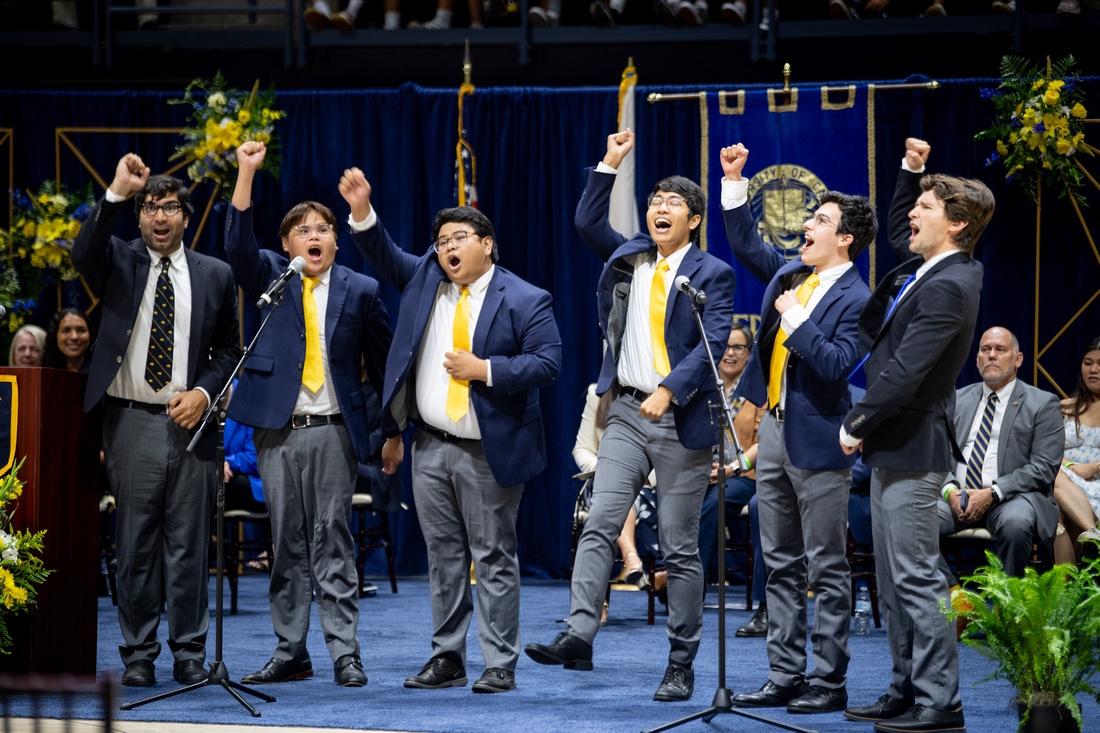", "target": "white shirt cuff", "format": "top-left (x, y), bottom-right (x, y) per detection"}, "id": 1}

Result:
top-left (839, 427), bottom-right (861, 448)
top-left (105, 188), bottom-right (127, 203)
top-left (595, 162), bottom-right (619, 175)
top-left (780, 304), bottom-right (809, 334)
top-left (348, 208), bottom-right (377, 232)
top-left (485, 360), bottom-right (493, 387)
top-left (195, 386), bottom-right (211, 407)
top-left (720, 178), bottom-right (749, 210)
top-left (902, 157), bottom-right (926, 174)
